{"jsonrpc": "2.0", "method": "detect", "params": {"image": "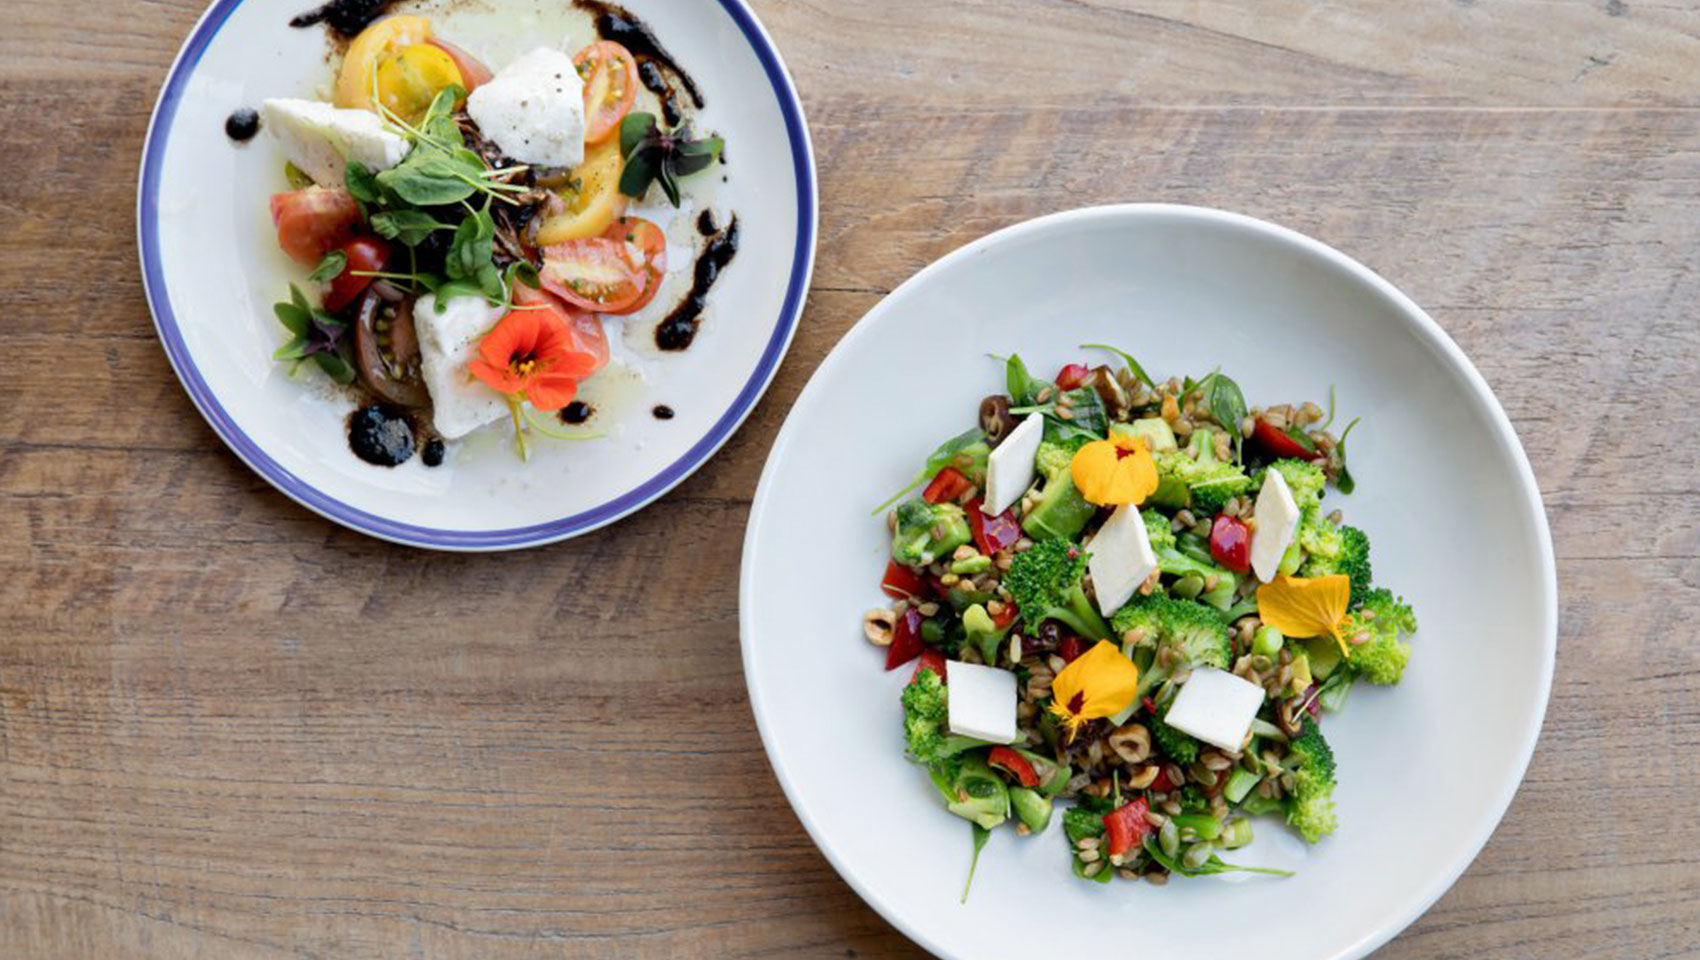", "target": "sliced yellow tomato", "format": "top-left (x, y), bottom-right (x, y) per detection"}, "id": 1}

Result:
top-left (535, 138), bottom-right (628, 246)
top-left (375, 43), bottom-right (463, 123)
top-left (334, 15), bottom-right (433, 113)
